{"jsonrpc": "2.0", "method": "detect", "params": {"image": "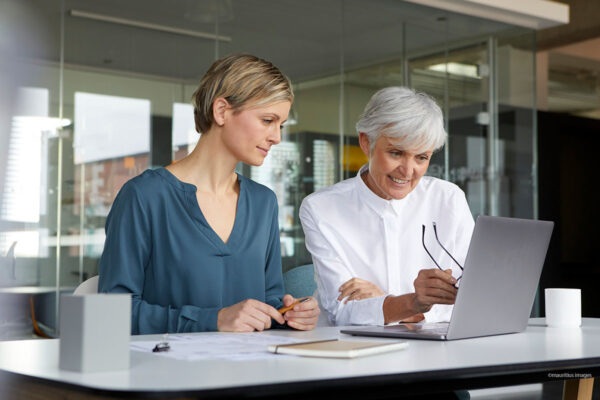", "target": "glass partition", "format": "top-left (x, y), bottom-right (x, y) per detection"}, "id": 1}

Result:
top-left (409, 41), bottom-right (491, 217)
top-left (0, 0), bottom-right (538, 336)
top-left (0, 0), bottom-right (64, 338)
